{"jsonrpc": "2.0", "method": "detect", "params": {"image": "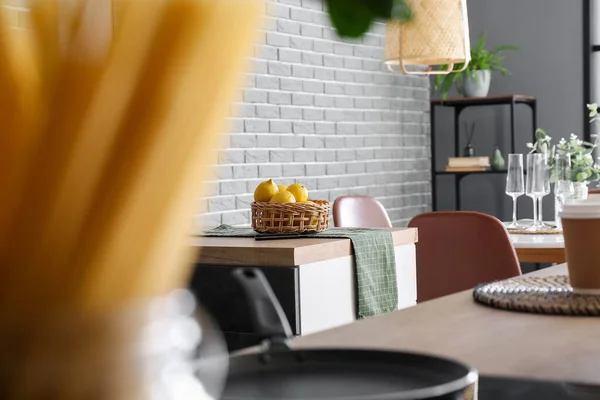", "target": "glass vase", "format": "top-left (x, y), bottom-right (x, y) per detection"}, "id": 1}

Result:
top-left (572, 182), bottom-right (589, 200)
